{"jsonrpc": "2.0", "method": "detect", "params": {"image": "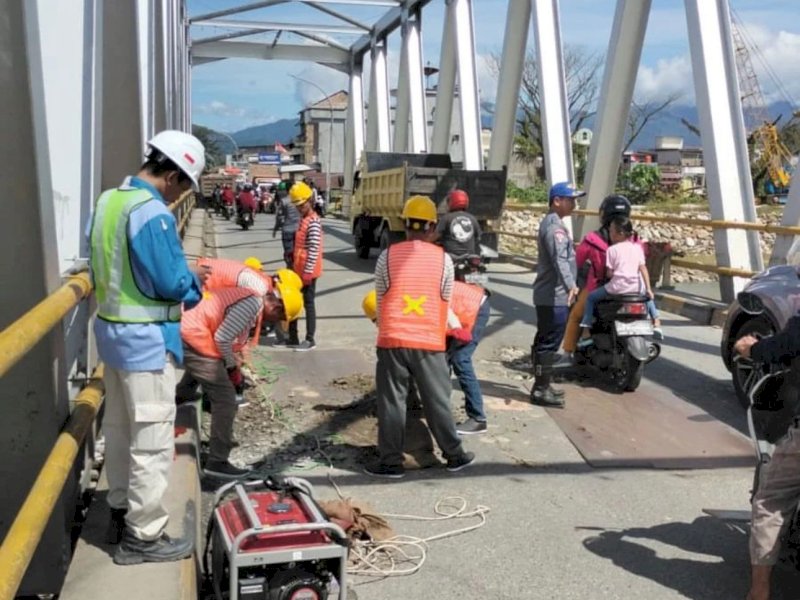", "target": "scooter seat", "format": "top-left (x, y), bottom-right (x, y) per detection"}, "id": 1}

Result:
top-left (600, 293), bottom-right (648, 303)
